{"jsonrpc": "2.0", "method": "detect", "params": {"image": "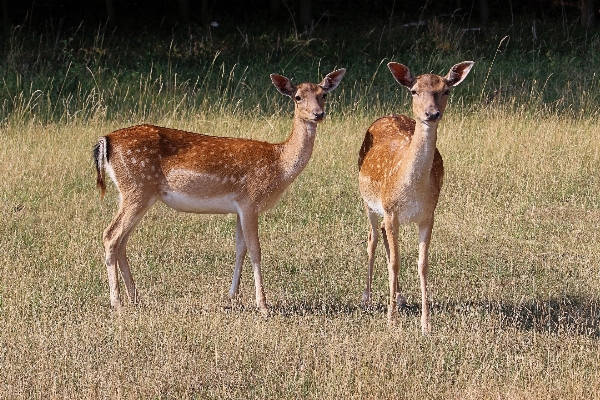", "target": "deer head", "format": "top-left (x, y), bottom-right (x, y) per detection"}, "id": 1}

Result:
top-left (270, 69), bottom-right (346, 123)
top-left (388, 61), bottom-right (474, 123)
